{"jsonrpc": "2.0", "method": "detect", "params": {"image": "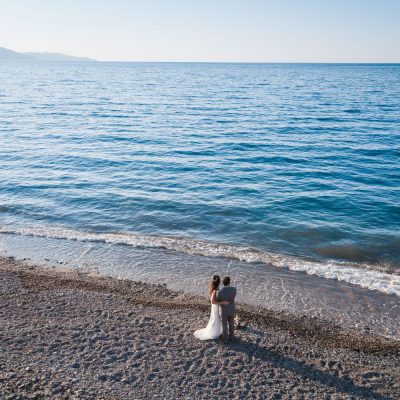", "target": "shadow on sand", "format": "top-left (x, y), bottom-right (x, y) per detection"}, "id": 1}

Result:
top-left (228, 336), bottom-right (391, 400)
